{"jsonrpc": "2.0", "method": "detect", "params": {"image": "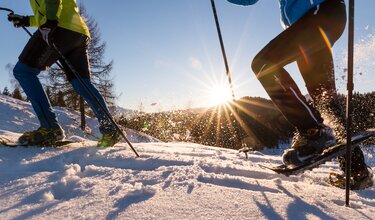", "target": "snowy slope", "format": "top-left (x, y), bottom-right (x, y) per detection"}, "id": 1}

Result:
top-left (0, 95), bottom-right (374, 220)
